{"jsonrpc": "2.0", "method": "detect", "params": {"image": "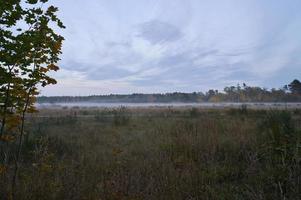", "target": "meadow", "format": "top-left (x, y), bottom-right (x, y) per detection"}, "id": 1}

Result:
top-left (1, 106), bottom-right (301, 199)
